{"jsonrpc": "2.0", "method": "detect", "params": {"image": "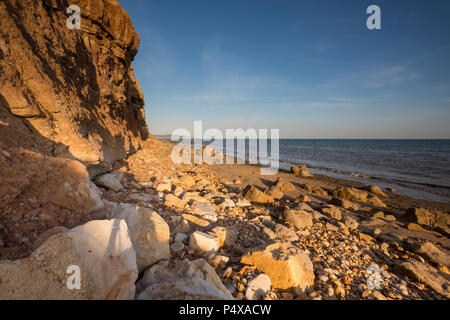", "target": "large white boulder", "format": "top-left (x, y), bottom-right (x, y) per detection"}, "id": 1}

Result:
top-left (0, 219), bottom-right (138, 300)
